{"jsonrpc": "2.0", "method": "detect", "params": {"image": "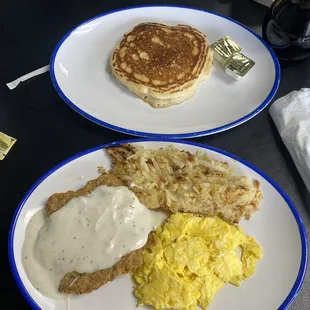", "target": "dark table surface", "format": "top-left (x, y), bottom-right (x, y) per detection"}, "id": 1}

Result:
top-left (1, 0), bottom-right (309, 309)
